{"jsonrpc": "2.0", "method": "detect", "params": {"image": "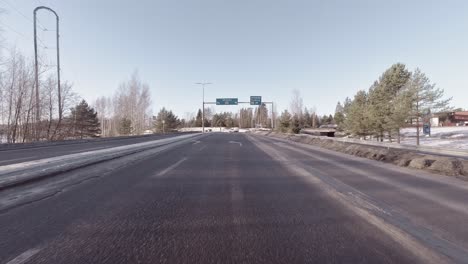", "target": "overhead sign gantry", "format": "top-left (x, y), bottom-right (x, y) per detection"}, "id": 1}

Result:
top-left (203, 95), bottom-right (274, 131)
